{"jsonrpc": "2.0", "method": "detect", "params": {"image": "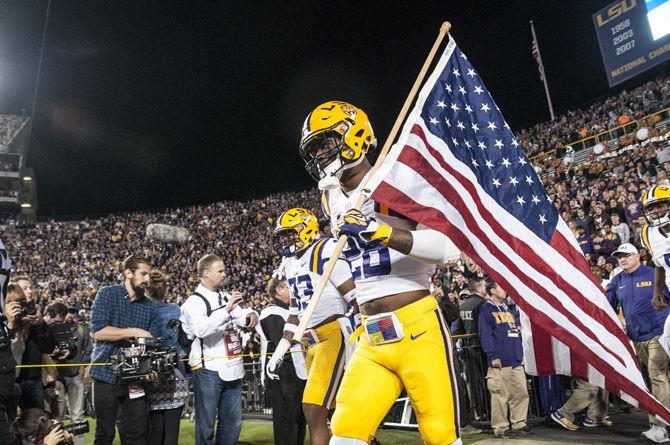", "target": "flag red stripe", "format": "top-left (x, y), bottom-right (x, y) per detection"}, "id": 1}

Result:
top-left (550, 229), bottom-right (604, 292)
top-left (530, 320), bottom-right (556, 375)
top-left (402, 124), bottom-right (633, 358)
top-left (372, 181), bottom-right (670, 421)
top-left (570, 348), bottom-right (588, 382)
